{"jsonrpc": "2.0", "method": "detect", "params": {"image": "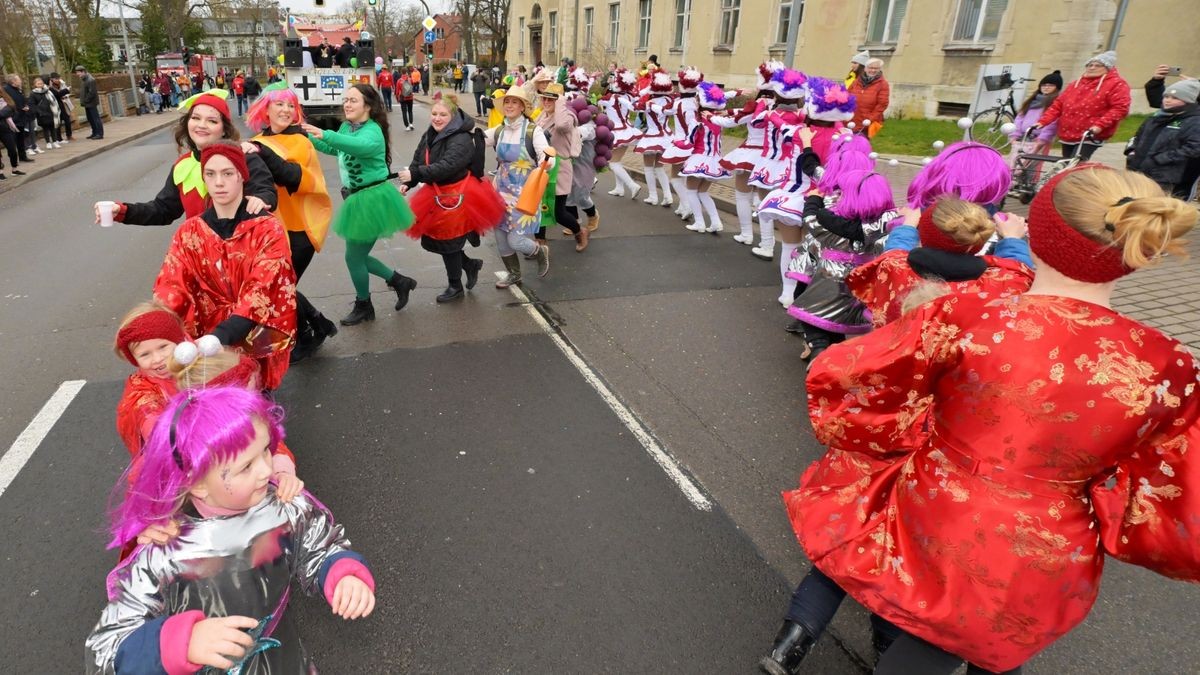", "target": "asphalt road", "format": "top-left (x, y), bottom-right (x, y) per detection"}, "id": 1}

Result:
top-left (0, 100), bottom-right (1196, 673)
